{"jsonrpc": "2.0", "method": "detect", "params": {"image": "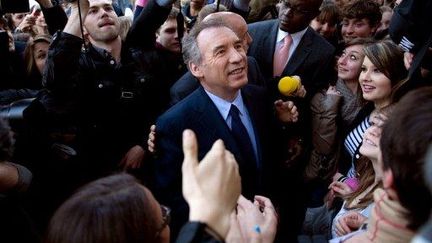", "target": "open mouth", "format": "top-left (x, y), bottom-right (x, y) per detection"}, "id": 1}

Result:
top-left (362, 84), bottom-right (375, 92)
top-left (228, 67), bottom-right (245, 75)
top-left (364, 137), bottom-right (376, 146)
